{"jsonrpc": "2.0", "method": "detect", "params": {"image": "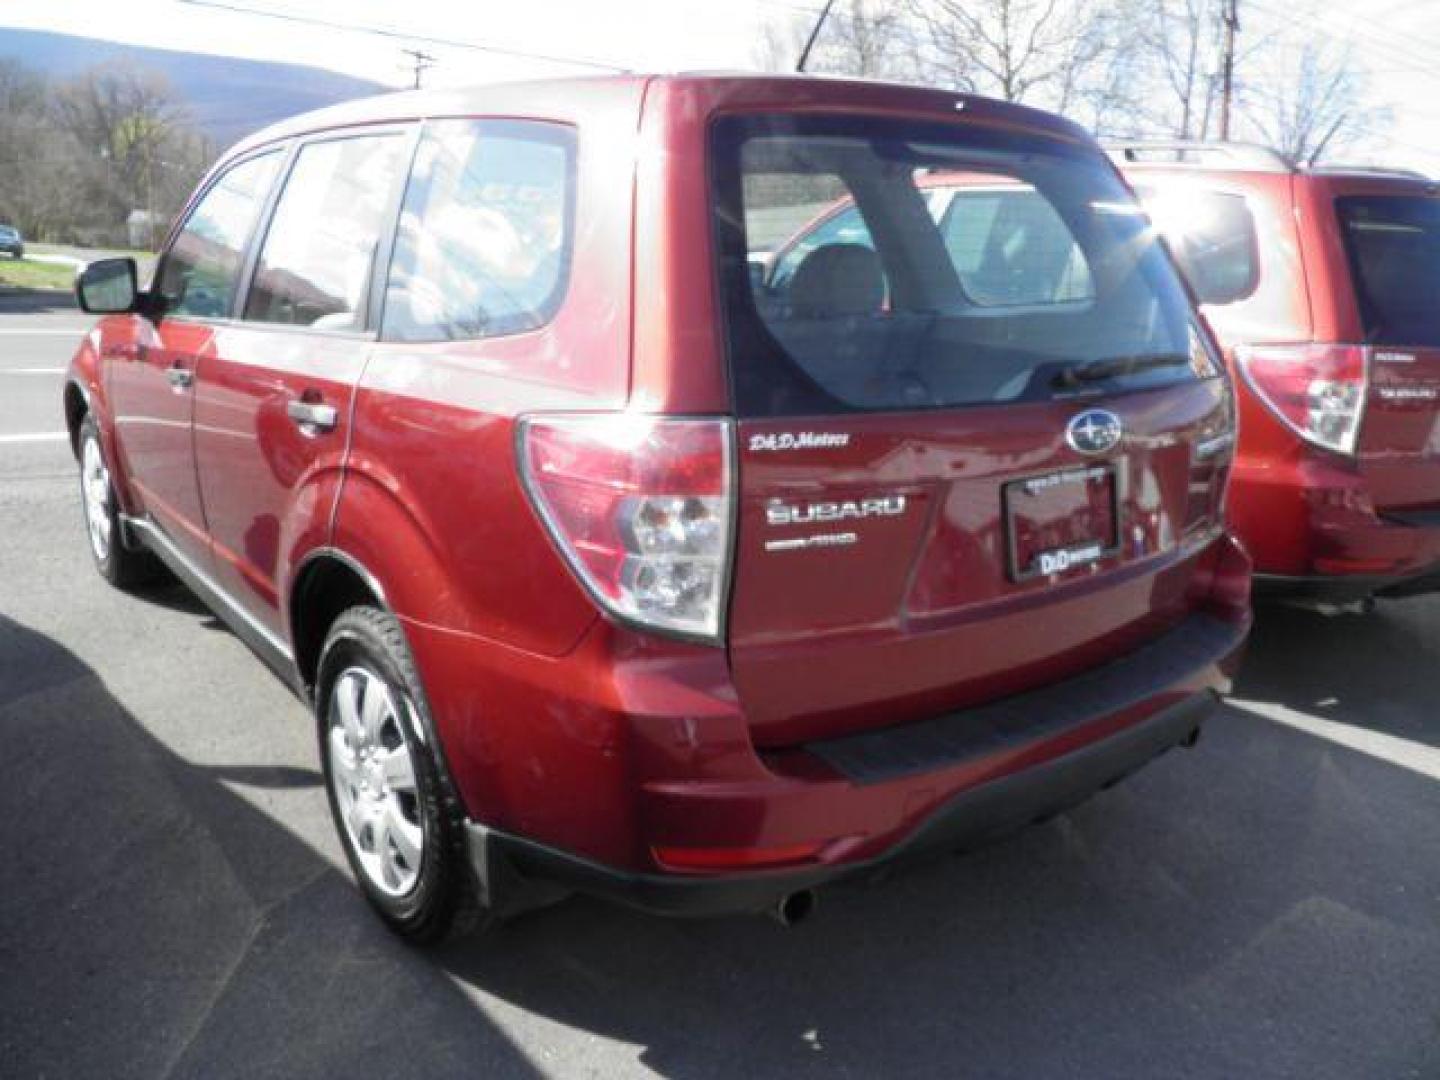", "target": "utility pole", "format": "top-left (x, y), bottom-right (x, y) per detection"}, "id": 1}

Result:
top-left (401, 47), bottom-right (437, 90)
top-left (1218, 0), bottom-right (1239, 140)
top-left (796, 0), bottom-right (837, 72)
